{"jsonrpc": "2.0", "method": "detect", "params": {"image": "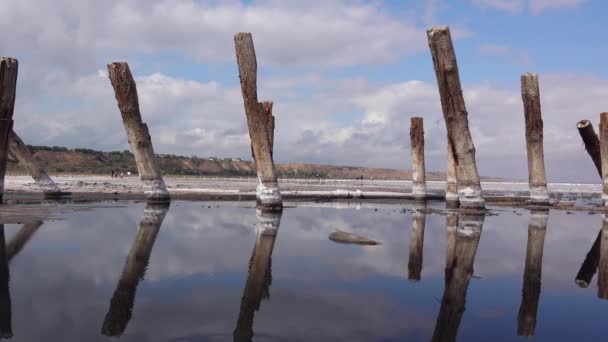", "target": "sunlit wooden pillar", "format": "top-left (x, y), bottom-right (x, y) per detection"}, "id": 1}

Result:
top-left (446, 140), bottom-right (459, 207)
top-left (410, 117), bottom-right (426, 198)
top-left (0, 58), bottom-right (18, 203)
